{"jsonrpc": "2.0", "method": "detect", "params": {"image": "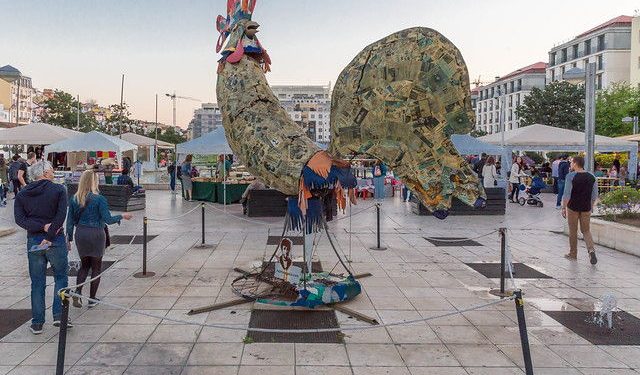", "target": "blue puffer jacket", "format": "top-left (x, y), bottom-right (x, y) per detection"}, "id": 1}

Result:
top-left (66, 193), bottom-right (122, 240)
